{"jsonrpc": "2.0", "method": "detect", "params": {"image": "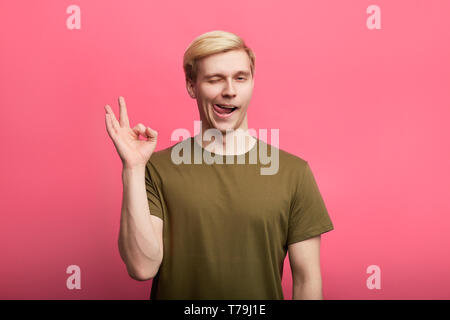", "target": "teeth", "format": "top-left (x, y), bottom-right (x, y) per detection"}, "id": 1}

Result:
top-left (216, 104), bottom-right (235, 109)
